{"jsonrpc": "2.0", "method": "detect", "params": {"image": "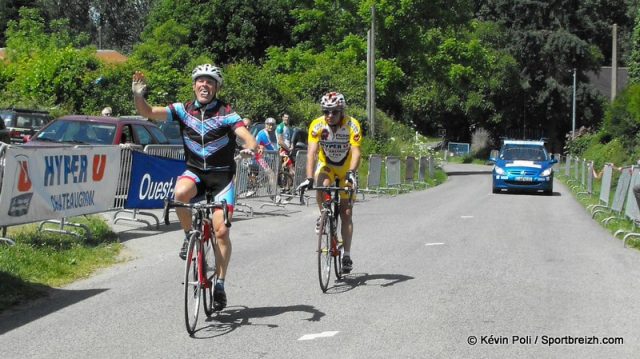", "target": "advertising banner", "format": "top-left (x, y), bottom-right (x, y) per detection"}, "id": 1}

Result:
top-left (125, 151), bottom-right (185, 209)
top-left (0, 145), bottom-right (121, 226)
